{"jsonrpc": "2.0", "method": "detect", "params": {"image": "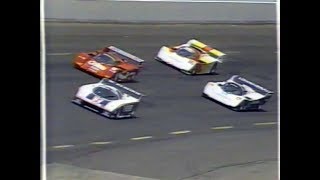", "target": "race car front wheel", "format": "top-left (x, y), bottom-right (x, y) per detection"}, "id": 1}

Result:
top-left (72, 97), bottom-right (83, 105)
top-left (210, 63), bottom-right (218, 74)
top-left (232, 101), bottom-right (248, 111)
top-left (181, 68), bottom-right (196, 75)
top-left (112, 73), bottom-right (121, 82)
